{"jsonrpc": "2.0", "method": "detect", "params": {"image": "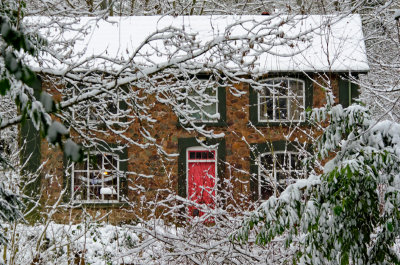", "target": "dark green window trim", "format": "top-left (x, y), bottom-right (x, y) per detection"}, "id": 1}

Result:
top-left (339, 74), bottom-right (359, 108)
top-left (20, 79), bottom-right (42, 201)
top-left (177, 137), bottom-right (226, 198)
top-left (177, 85), bottom-right (227, 127)
top-left (63, 142), bottom-right (128, 206)
top-left (249, 140), bottom-right (301, 200)
top-left (249, 73), bottom-right (313, 127)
